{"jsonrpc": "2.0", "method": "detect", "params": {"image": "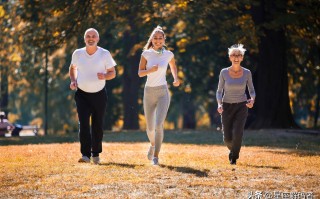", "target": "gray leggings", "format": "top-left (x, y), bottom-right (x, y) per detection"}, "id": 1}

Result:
top-left (143, 85), bottom-right (170, 157)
